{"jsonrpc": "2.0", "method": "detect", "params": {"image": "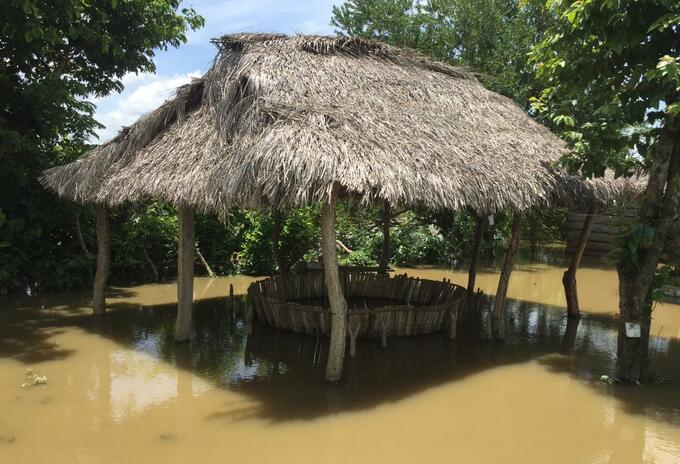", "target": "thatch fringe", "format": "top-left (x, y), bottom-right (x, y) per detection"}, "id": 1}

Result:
top-left (41, 33), bottom-right (638, 213)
